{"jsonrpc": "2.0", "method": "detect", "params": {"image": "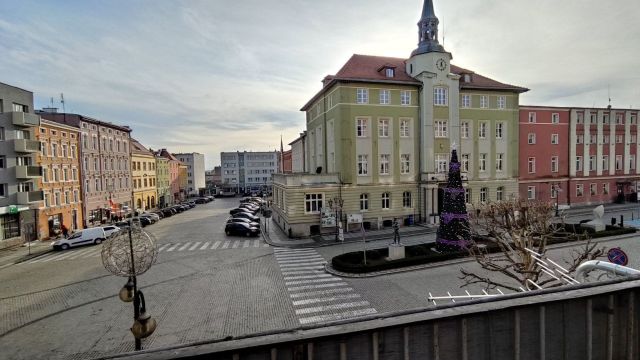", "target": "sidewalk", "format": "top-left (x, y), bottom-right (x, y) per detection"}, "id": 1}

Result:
top-left (0, 240), bottom-right (54, 269)
top-left (262, 217), bottom-right (437, 248)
